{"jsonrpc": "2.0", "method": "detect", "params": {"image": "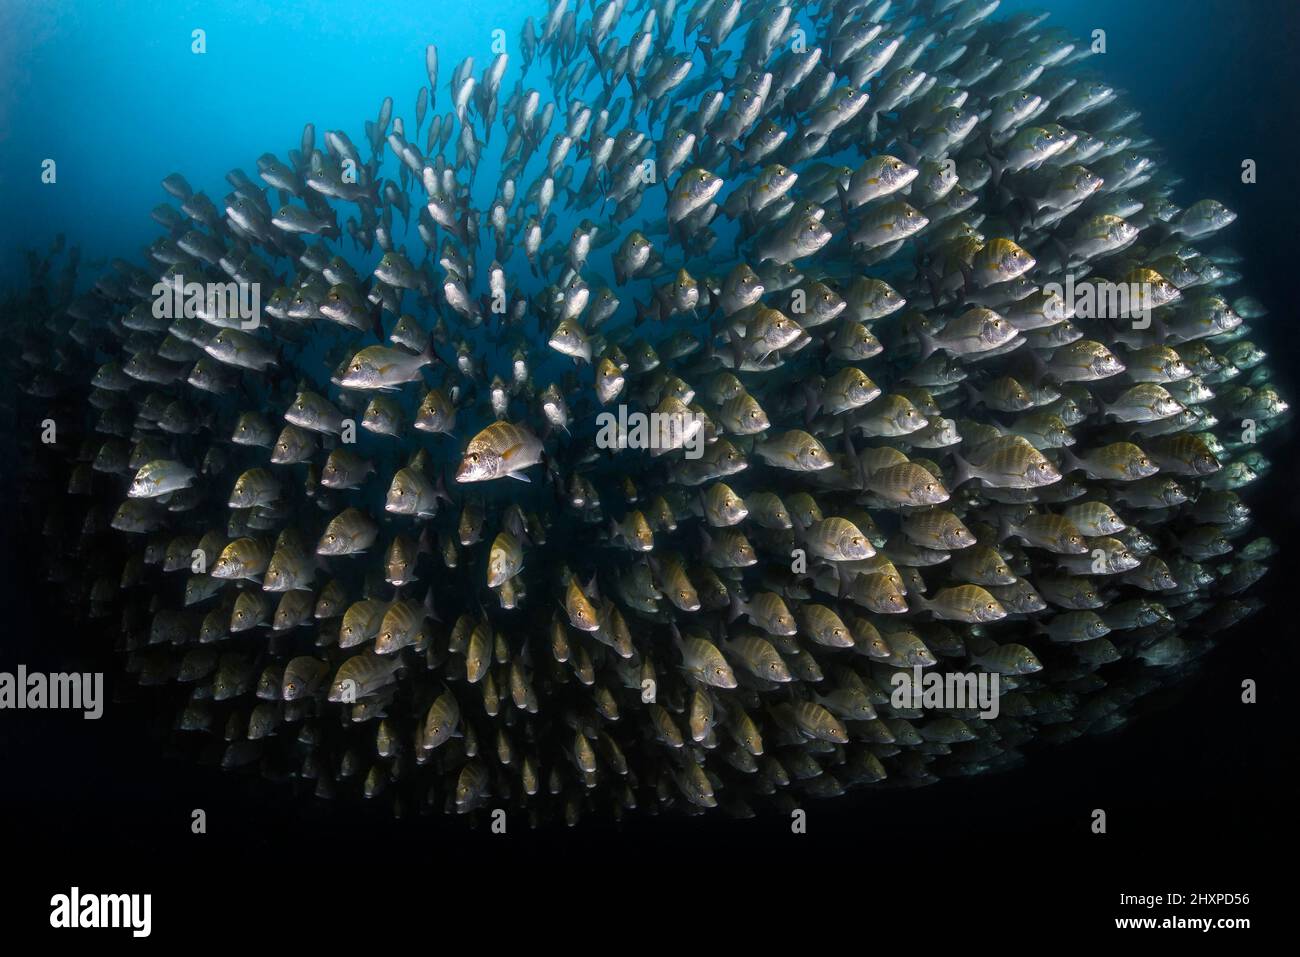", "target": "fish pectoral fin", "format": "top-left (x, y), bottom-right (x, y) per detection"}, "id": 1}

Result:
top-left (506, 472), bottom-right (532, 483)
